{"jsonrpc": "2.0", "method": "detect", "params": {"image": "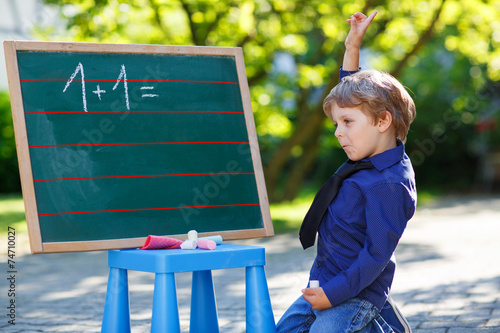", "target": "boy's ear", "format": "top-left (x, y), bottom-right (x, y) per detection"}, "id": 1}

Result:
top-left (378, 110), bottom-right (393, 133)
top-left (325, 105), bottom-right (335, 120)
